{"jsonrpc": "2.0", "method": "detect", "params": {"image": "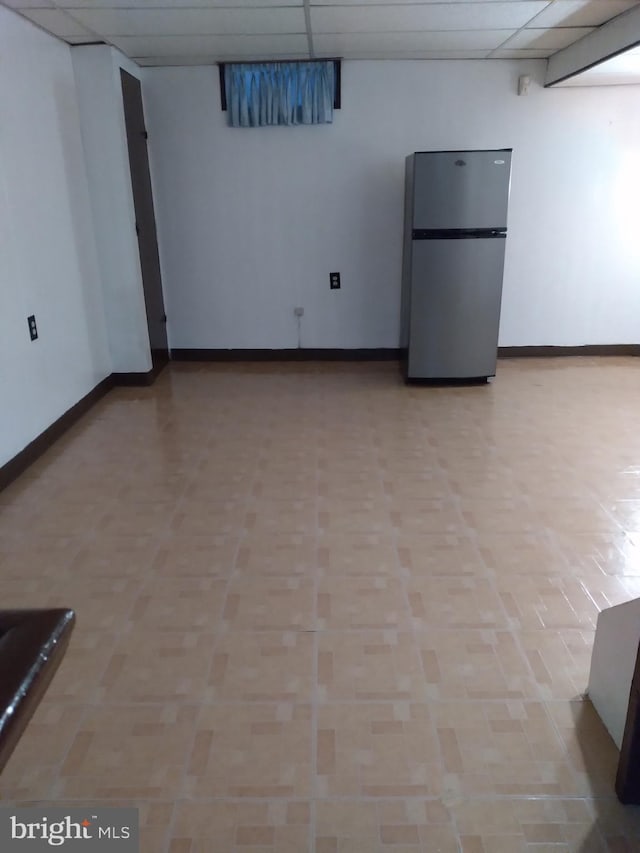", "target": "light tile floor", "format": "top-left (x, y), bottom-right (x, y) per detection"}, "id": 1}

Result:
top-left (2, 358), bottom-right (640, 851)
